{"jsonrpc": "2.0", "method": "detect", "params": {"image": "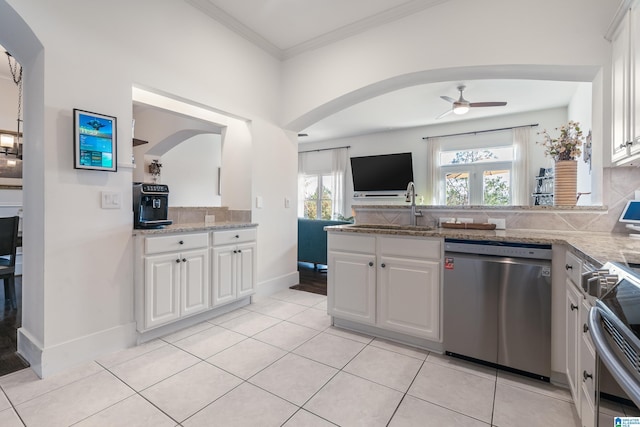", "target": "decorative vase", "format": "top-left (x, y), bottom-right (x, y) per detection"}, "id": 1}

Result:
top-left (554, 160), bottom-right (577, 206)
